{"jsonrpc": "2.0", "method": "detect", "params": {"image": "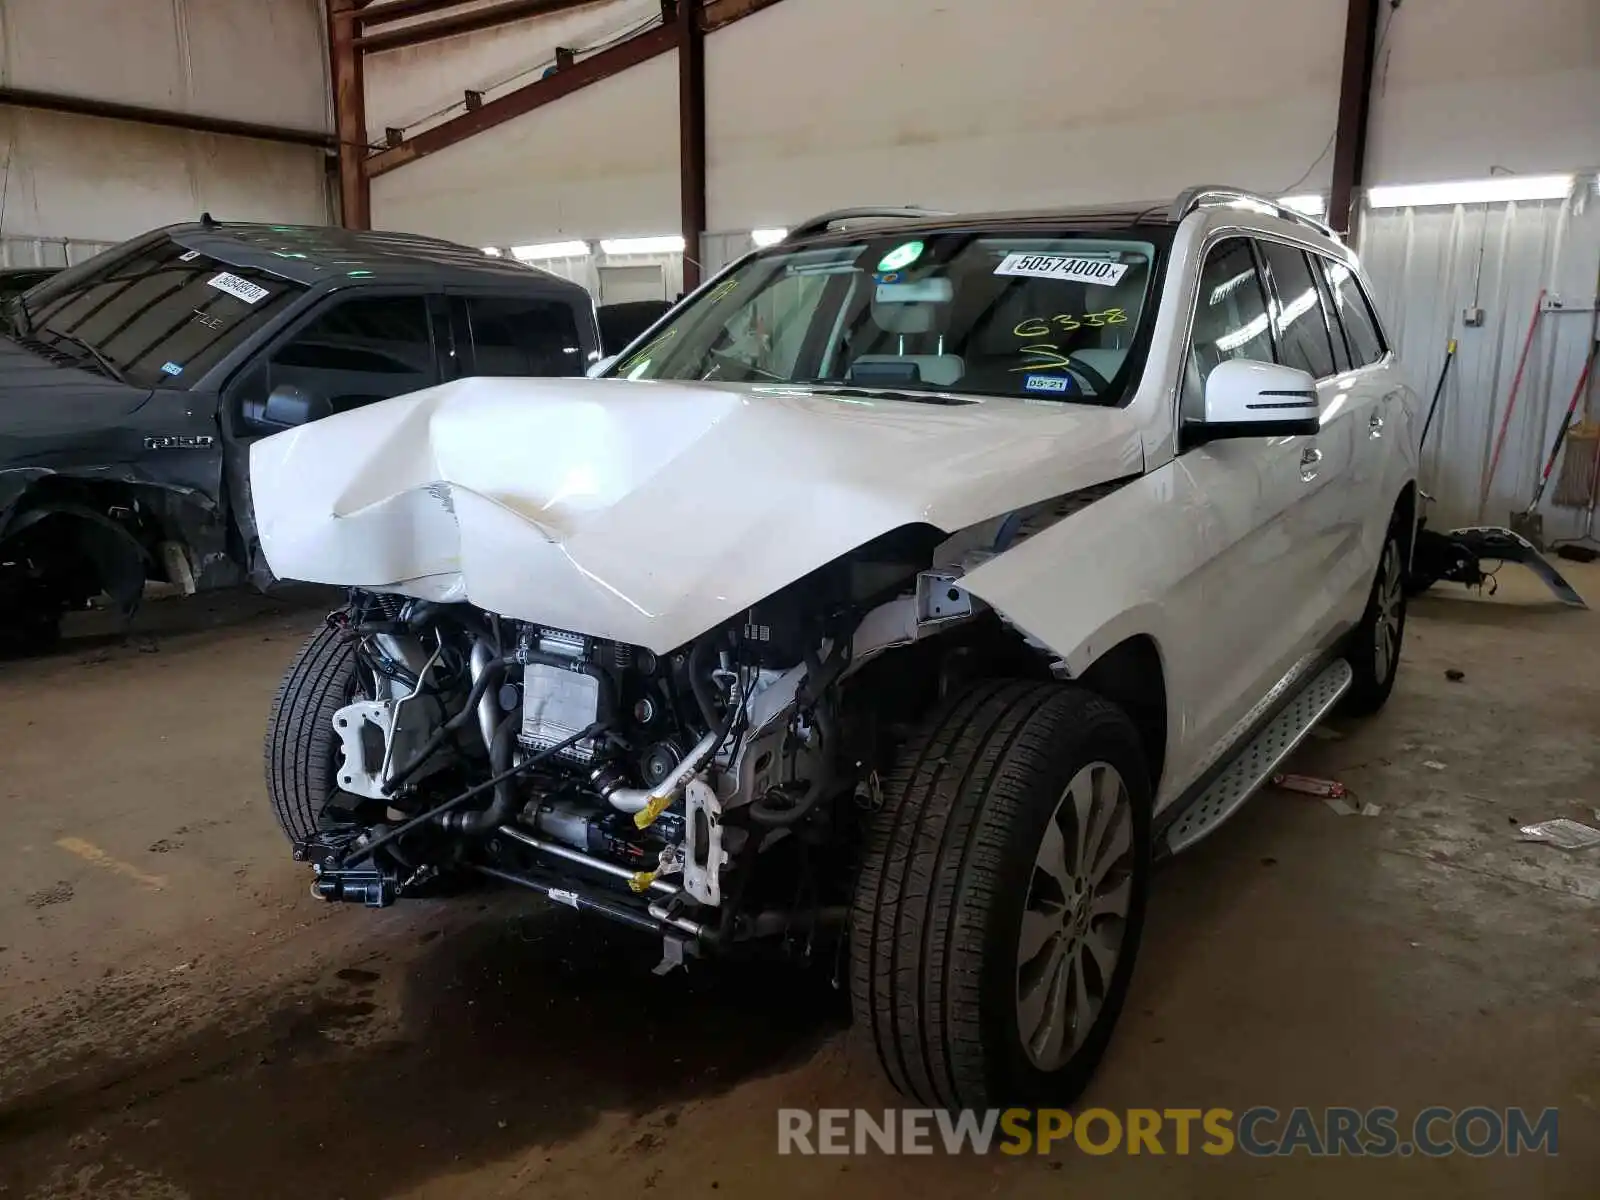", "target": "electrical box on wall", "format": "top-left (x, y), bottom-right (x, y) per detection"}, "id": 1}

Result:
top-left (1462, 306), bottom-right (1485, 327)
